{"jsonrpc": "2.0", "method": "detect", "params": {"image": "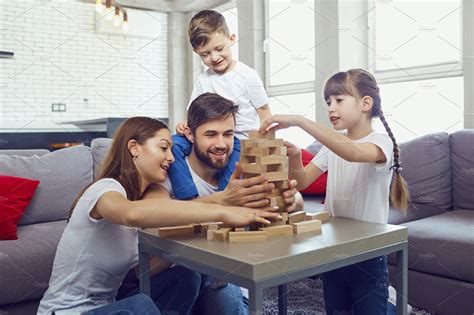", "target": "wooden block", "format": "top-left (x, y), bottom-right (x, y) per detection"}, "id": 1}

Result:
top-left (256, 155), bottom-right (288, 166)
top-left (259, 225), bottom-right (293, 237)
top-left (264, 171), bottom-right (288, 182)
top-left (200, 222), bottom-right (224, 233)
top-left (234, 227), bottom-right (246, 232)
top-left (229, 231), bottom-right (267, 243)
top-left (247, 130), bottom-right (275, 139)
top-left (207, 229), bottom-right (217, 241)
top-left (306, 211), bottom-right (330, 222)
top-left (267, 212), bottom-right (288, 226)
top-left (157, 226), bottom-right (195, 238)
top-left (292, 220), bottom-right (322, 234)
top-left (240, 155), bottom-right (256, 164)
top-left (269, 196), bottom-right (285, 208)
top-left (241, 163), bottom-right (266, 174)
top-left (288, 210), bottom-right (306, 224)
top-left (214, 228), bottom-right (232, 242)
top-left (242, 147), bottom-right (270, 156)
top-left (270, 146), bottom-right (287, 156)
top-left (273, 180), bottom-right (290, 189)
top-left (266, 163), bottom-right (288, 173)
top-left (256, 139), bottom-right (284, 148)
